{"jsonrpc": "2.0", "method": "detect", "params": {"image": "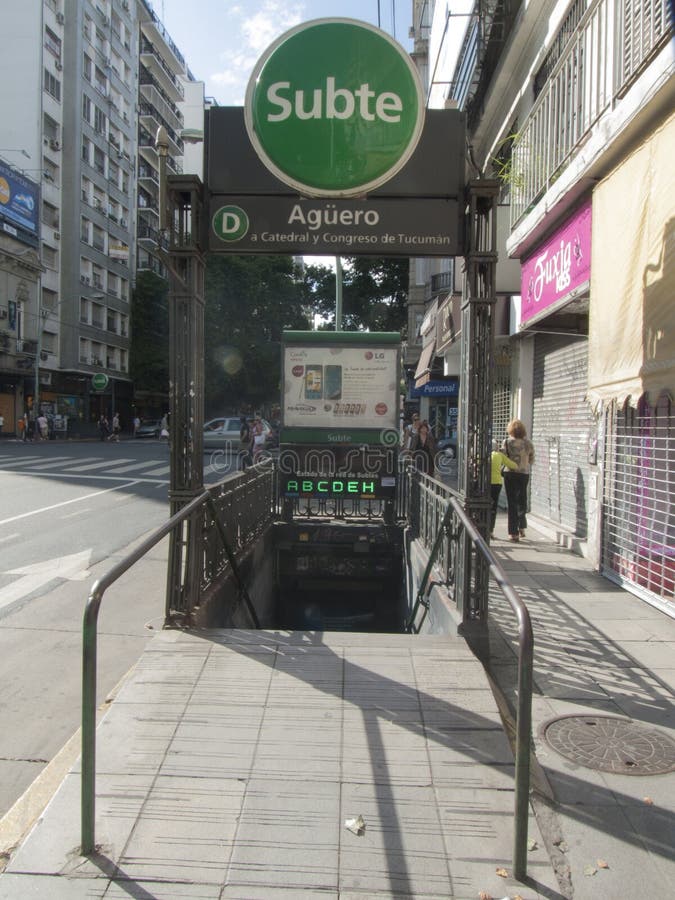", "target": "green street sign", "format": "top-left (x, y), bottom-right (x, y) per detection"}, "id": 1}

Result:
top-left (91, 373), bottom-right (109, 391)
top-left (245, 18), bottom-right (424, 197)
